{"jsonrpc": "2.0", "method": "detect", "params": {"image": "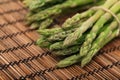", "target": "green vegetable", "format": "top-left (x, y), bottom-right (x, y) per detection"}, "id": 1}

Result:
top-left (53, 46), bottom-right (80, 56)
top-left (25, 0), bottom-right (120, 68)
top-left (30, 22), bottom-right (40, 29)
top-left (63, 0), bottom-right (117, 46)
top-left (48, 28), bottom-right (76, 42)
top-left (50, 41), bottom-right (64, 50)
top-left (80, 1), bottom-right (120, 57)
top-left (57, 54), bottom-right (82, 68)
top-left (39, 18), bottom-right (53, 29)
top-left (36, 36), bottom-right (51, 48)
top-left (26, 0), bottom-right (95, 24)
top-left (81, 29), bottom-right (119, 67)
top-left (37, 27), bottom-right (63, 36)
top-left (49, 33), bottom-right (87, 50)
top-left (23, 0), bottom-right (66, 11)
